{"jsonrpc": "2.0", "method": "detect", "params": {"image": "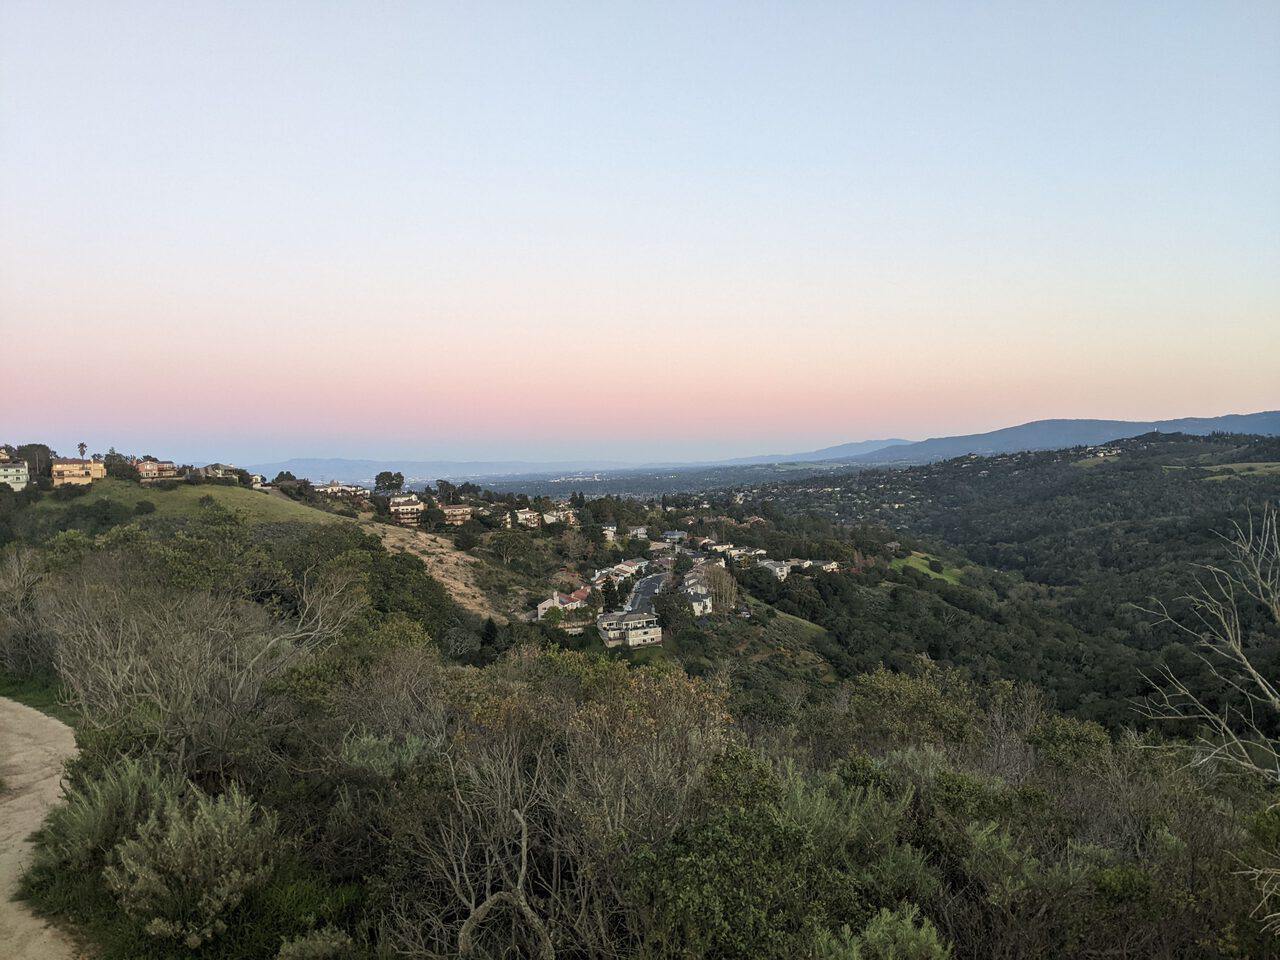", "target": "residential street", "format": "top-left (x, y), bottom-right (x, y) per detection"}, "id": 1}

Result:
top-left (627, 572), bottom-right (668, 613)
